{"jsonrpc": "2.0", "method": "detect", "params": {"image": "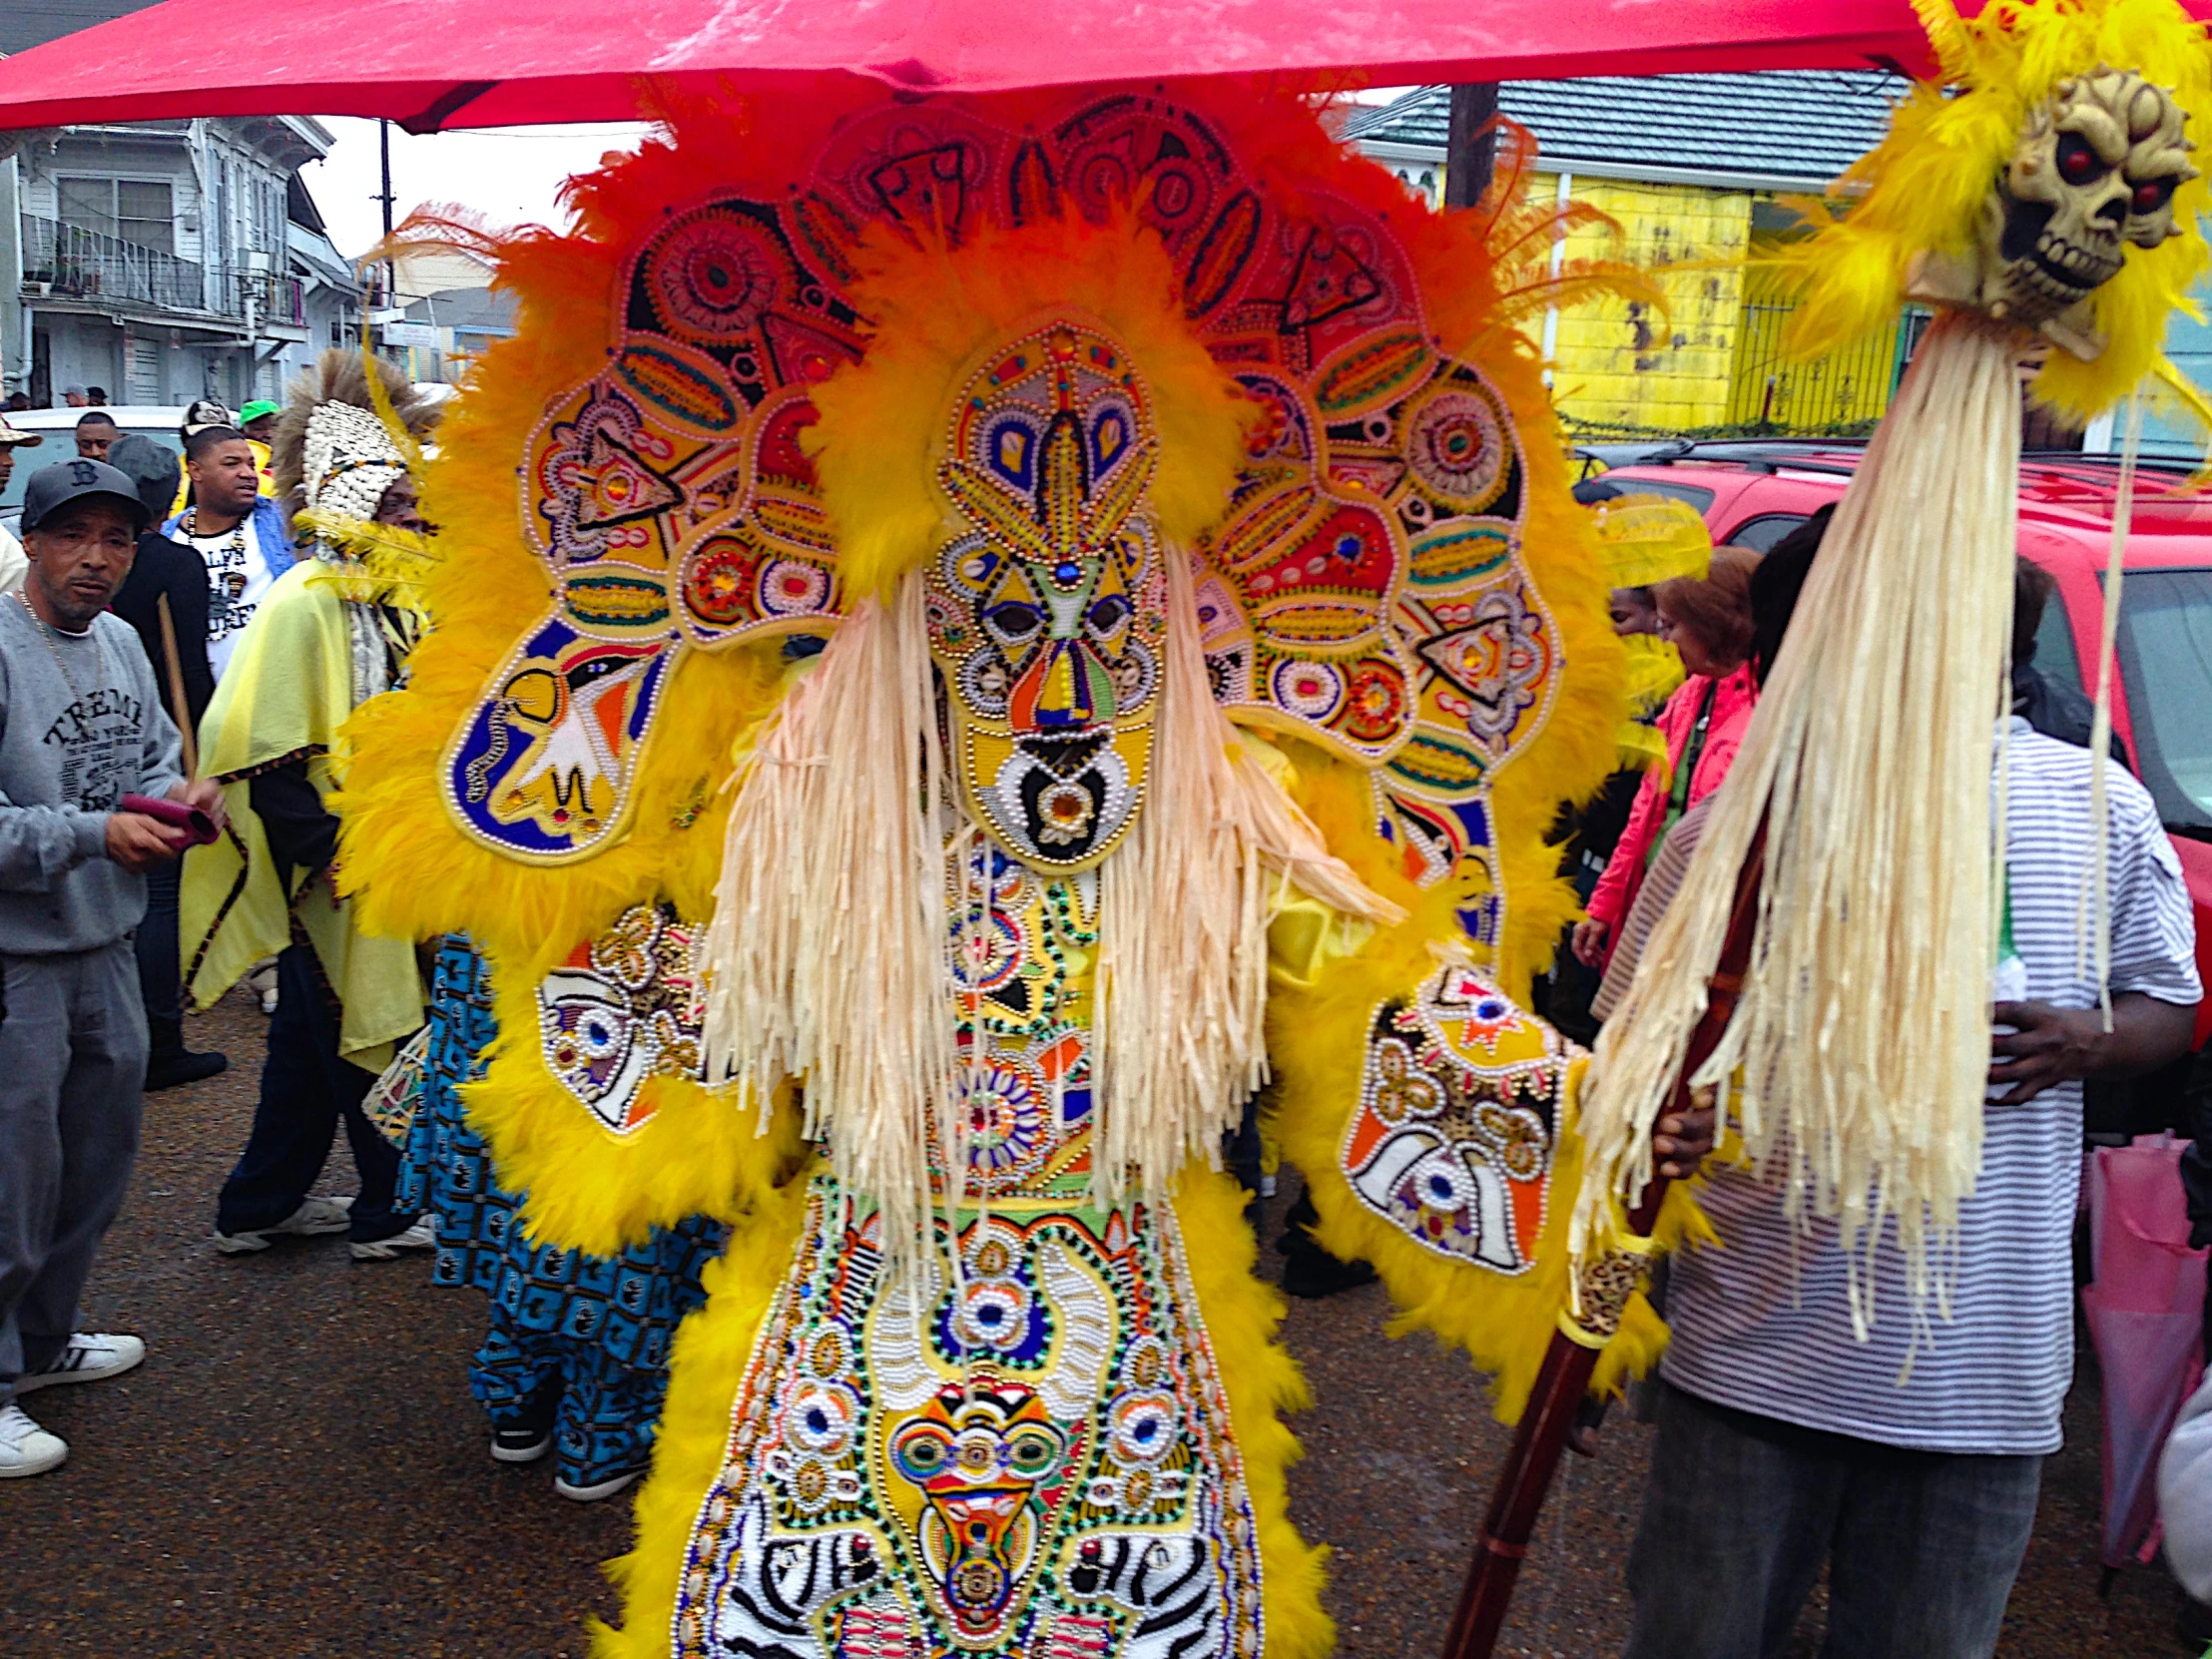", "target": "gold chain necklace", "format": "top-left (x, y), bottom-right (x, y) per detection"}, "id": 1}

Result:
top-left (16, 588), bottom-right (108, 705)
